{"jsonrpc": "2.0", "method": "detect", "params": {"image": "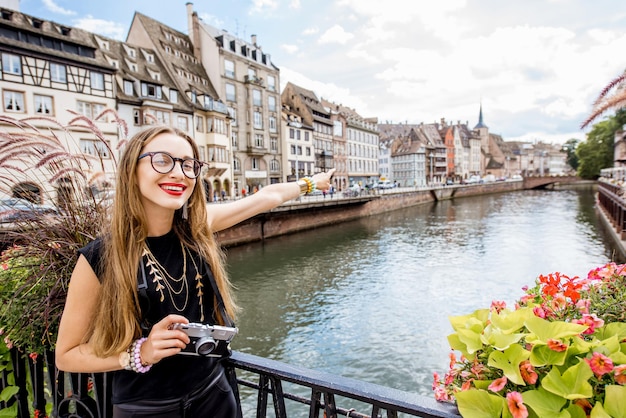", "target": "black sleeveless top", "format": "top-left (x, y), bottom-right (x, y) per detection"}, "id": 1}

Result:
top-left (79, 230), bottom-right (227, 404)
